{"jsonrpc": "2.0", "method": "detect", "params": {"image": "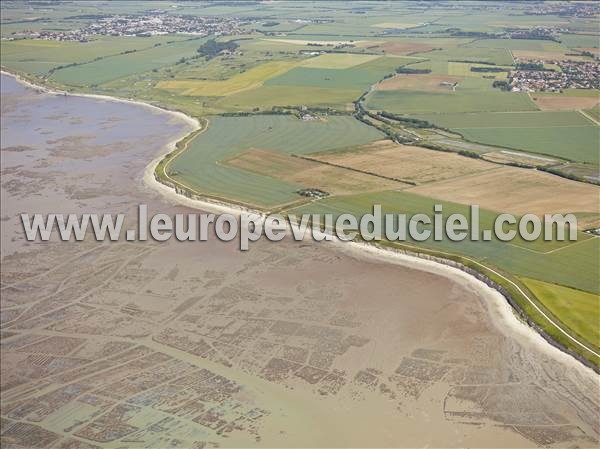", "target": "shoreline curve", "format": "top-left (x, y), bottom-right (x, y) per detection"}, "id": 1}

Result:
top-left (2, 68), bottom-right (597, 375)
